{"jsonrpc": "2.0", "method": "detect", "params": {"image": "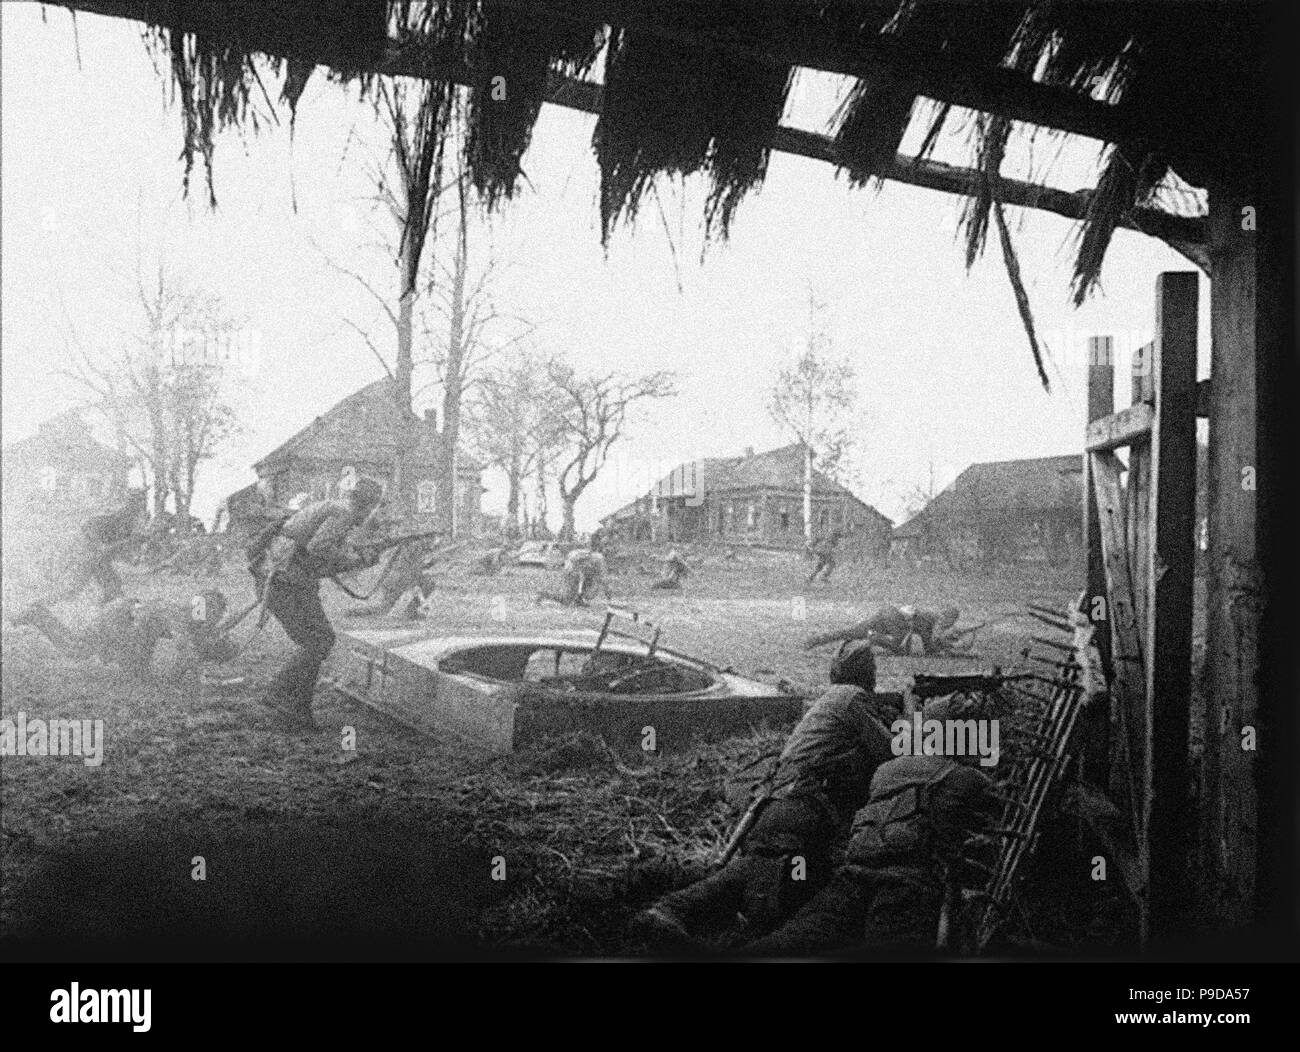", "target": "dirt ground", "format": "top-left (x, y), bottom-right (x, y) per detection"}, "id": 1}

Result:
top-left (1, 542), bottom-right (1083, 957)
